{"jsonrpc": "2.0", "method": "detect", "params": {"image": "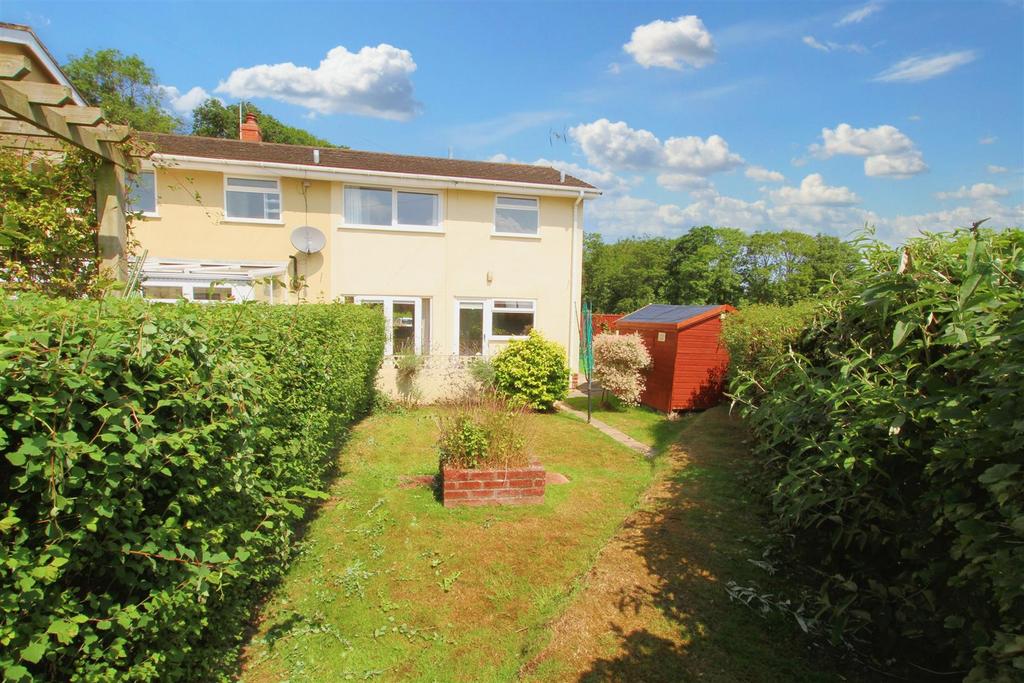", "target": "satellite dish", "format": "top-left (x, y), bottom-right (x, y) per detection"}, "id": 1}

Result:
top-left (290, 226), bottom-right (326, 254)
